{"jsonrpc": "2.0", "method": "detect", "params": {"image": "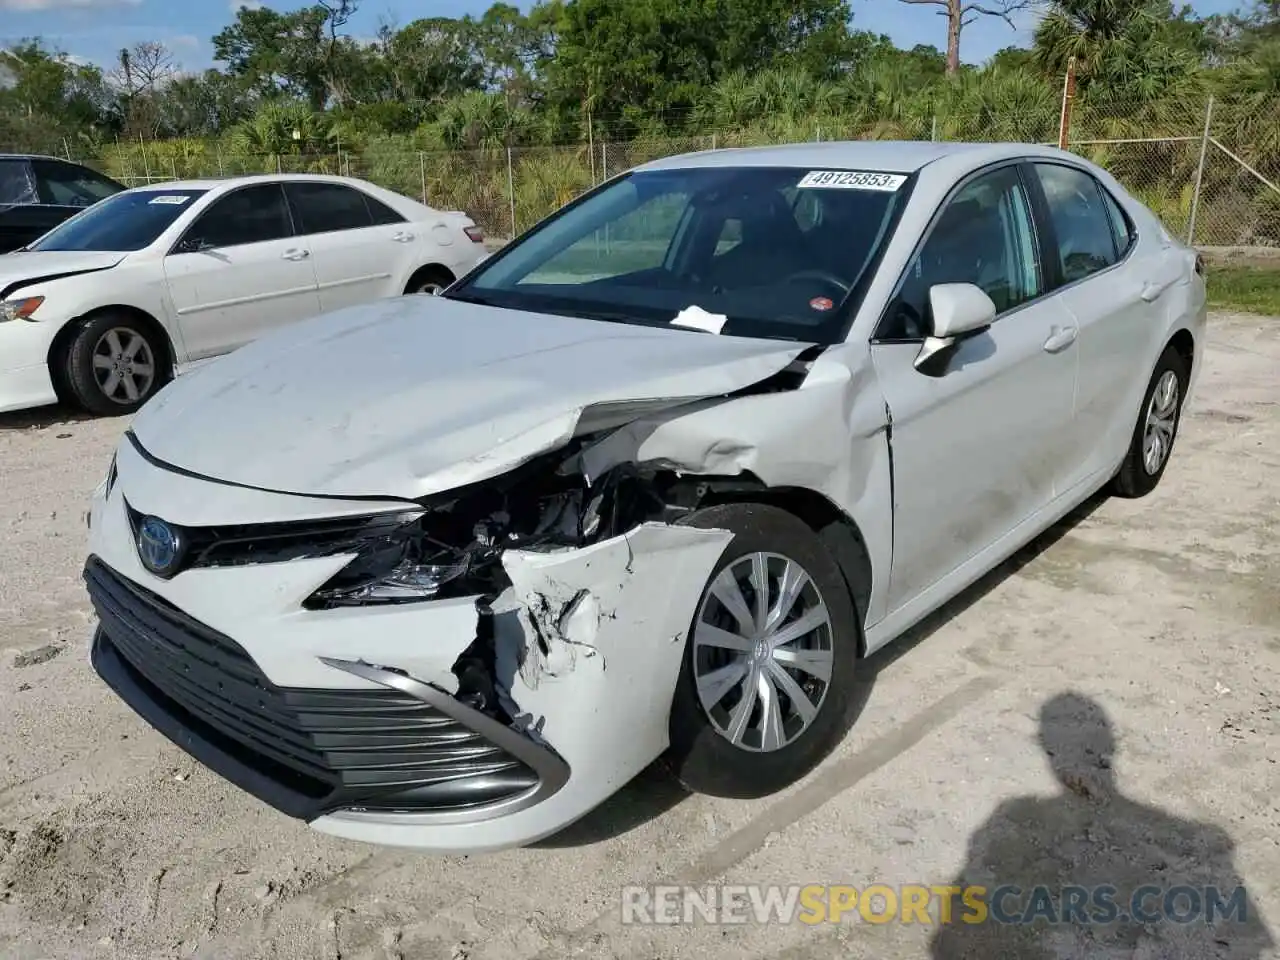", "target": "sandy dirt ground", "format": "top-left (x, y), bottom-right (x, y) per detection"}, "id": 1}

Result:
top-left (1, 312), bottom-right (1278, 960)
